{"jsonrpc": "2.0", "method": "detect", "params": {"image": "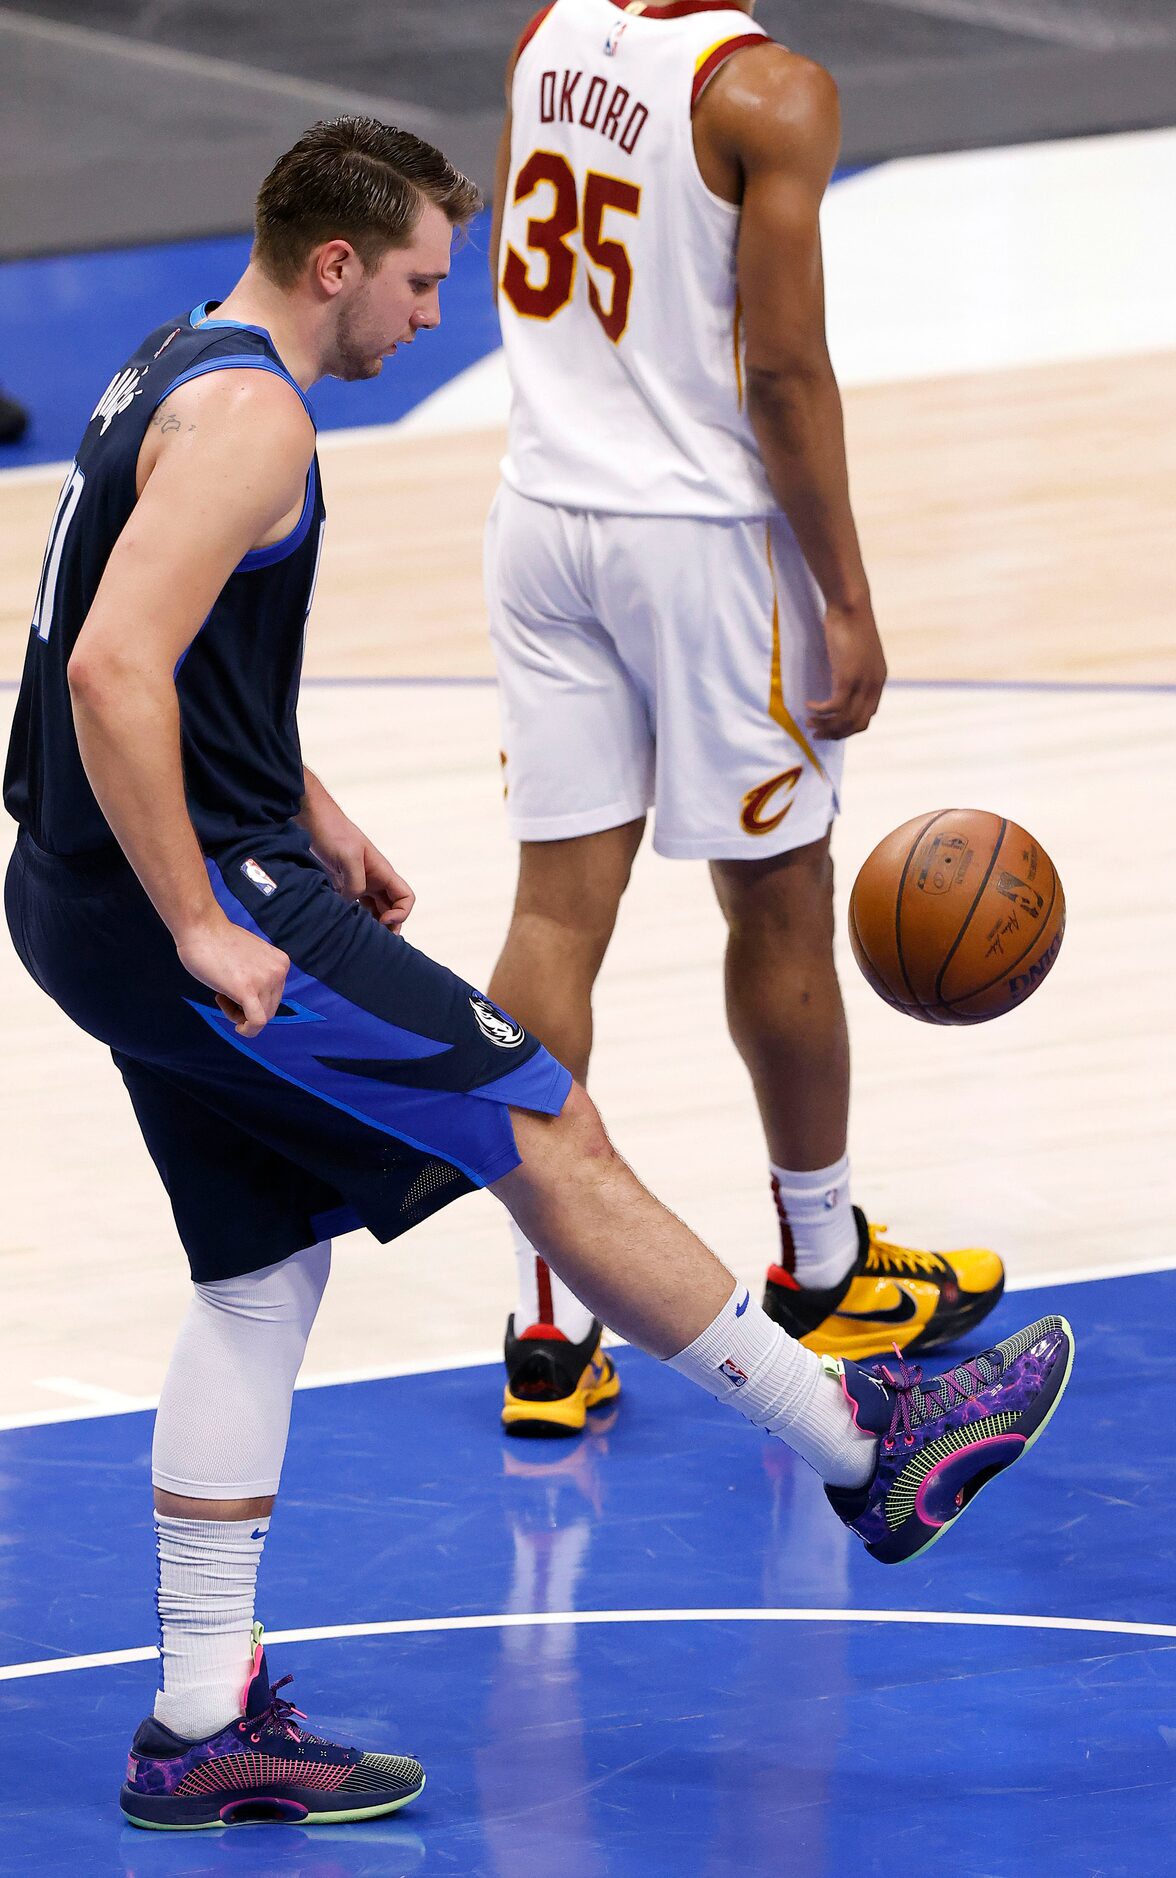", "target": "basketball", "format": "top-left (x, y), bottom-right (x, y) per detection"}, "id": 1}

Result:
top-left (848, 809), bottom-right (1065, 1024)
